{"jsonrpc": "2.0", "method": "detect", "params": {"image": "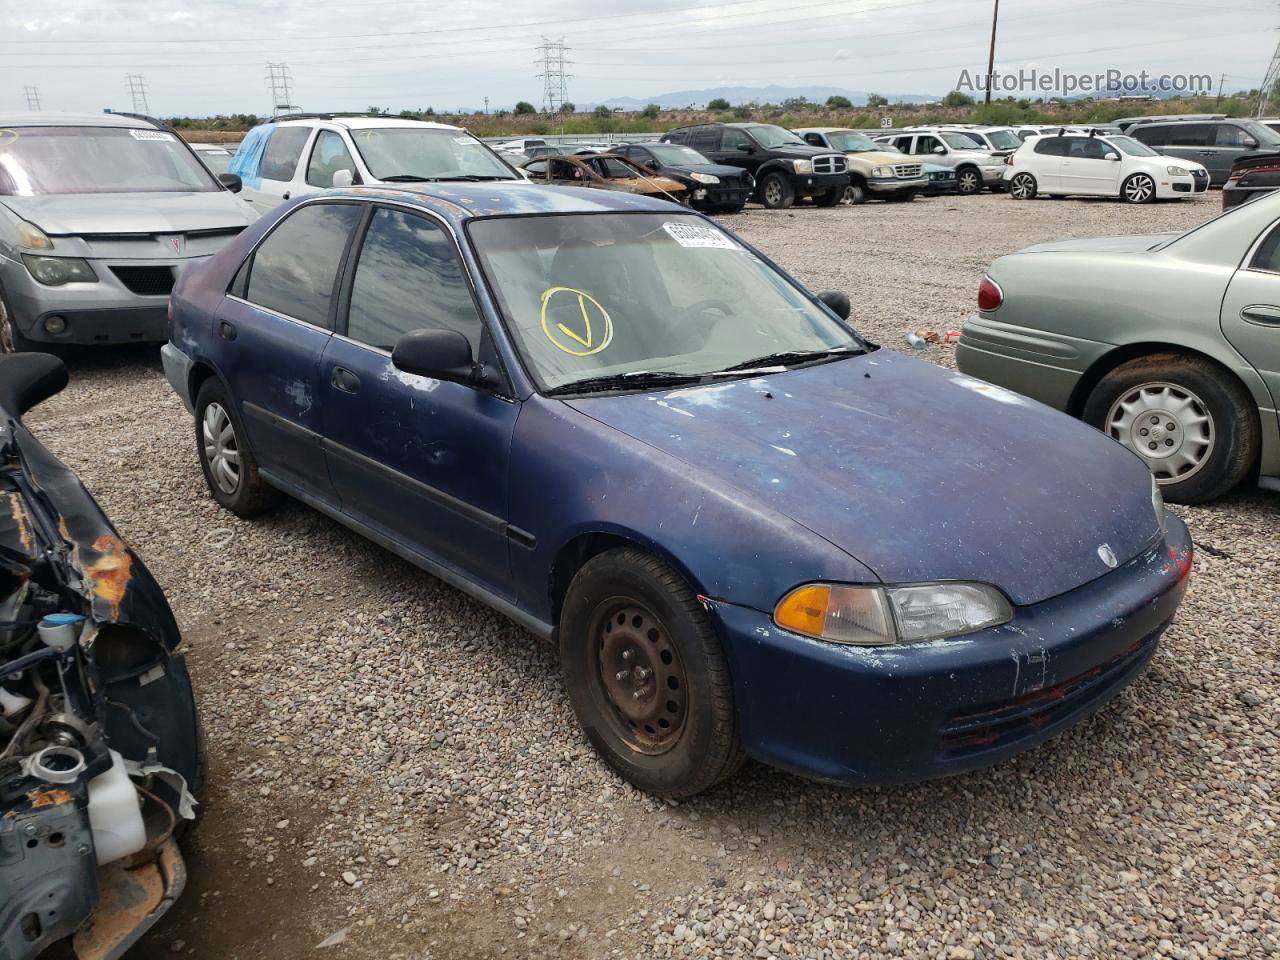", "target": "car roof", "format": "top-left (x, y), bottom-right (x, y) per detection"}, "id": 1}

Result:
top-left (0, 111), bottom-right (158, 129)
top-left (318, 182), bottom-right (688, 223)
top-left (793, 127), bottom-right (866, 135)
top-left (270, 115), bottom-right (462, 132)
